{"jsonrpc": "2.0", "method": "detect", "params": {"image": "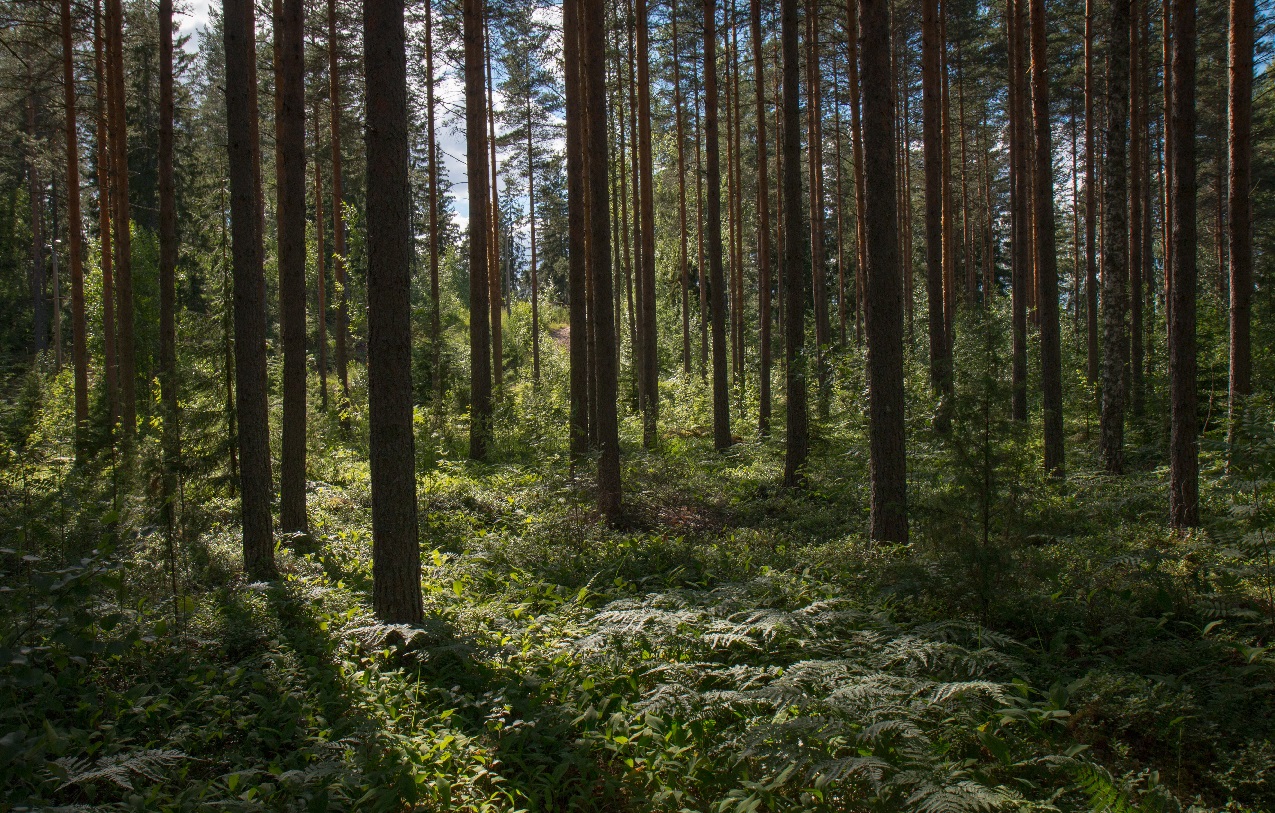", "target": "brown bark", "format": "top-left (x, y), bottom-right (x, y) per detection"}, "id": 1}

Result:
top-left (426, 0), bottom-right (441, 405)
top-left (676, 2), bottom-right (693, 378)
top-left (277, 0), bottom-right (308, 534)
top-left (752, 0), bottom-right (773, 434)
top-left (780, 0), bottom-right (806, 484)
top-left (313, 102), bottom-right (329, 410)
top-left (327, 0), bottom-right (350, 405)
top-left (861, 0), bottom-right (907, 542)
top-left (637, 0), bottom-right (659, 446)
top-left (466, 0), bottom-right (493, 461)
top-left (1008, 0), bottom-right (1028, 421)
top-left (1101, 0), bottom-right (1130, 475)
top-left (1084, 0), bottom-right (1099, 384)
top-left (1228, 0), bottom-right (1254, 451)
top-left (1168, 0), bottom-right (1198, 527)
top-left (485, 12), bottom-right (502, 391)
top-left (159, 0), bottom-right (181, 525)
top-left (921, 0), bottom-right (949, 402)
top-left (848, 0), bottom-right (867, 346)
top-left (1129, 0), bottom-right (1145, 417)
top-left (224, 0), bottom-right (275, 579)
top-left (806, 0), bottom-right (830, 389)
top-left (565, 0), bottom-right (589, 465)
top-left (105, 0), bottom-right (135, 443)
top-left (706, 0), bottom-right (733, 452)
top-left (62, 0), bottom-right (88, 453)
top-left (94, 0), bottom-right (118, 427)
top-left (365, 0), bottom-right (422, 624)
